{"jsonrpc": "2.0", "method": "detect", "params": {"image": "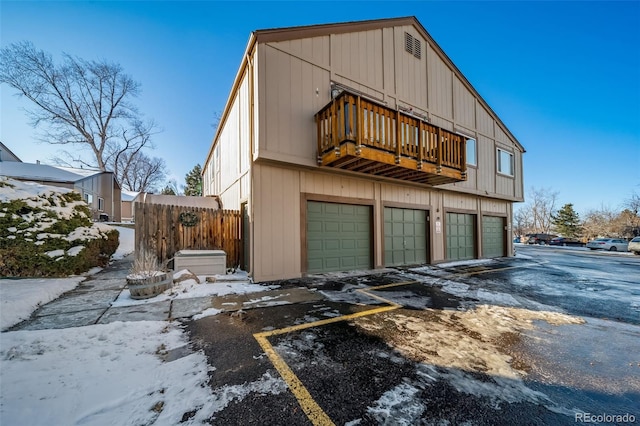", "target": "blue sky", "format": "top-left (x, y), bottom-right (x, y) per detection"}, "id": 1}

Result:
top-left (1, 1), bottom-right (639, 214)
